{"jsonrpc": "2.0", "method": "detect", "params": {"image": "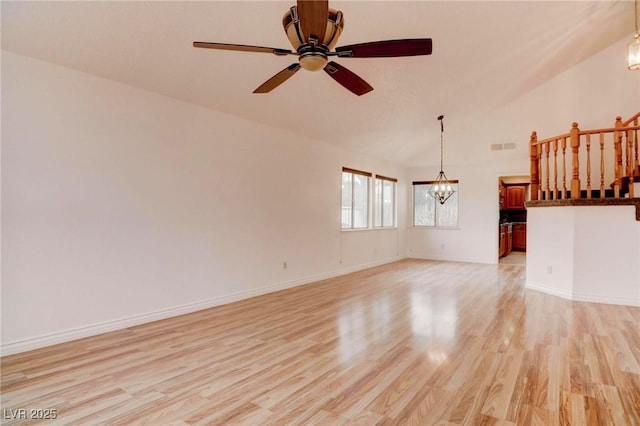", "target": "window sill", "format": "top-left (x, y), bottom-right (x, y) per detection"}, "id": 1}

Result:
top-left (412, 226), bottom-right (461, 230)
top-left (342, 226), bottom-right (399, 232)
